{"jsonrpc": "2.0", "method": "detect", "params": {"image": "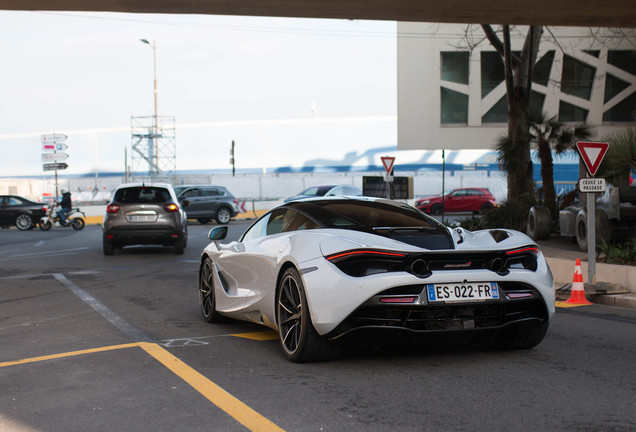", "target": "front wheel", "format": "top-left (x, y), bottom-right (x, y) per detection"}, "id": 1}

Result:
top-left (276, 267), bottom-right (338, 363)
top-left (215, 207), bottom-right (232, 224)
top-left (199, 257), bottom-right (225, 323)
top-left (39, 220), bottom-right (52, 231)
top-left (71, 218), bottom-right (85, 230)
top-left (15, 214), bottom-right (33, 231)
top-left (431, 204), bottom-right (443, 215)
